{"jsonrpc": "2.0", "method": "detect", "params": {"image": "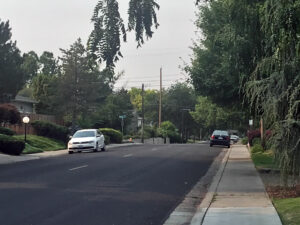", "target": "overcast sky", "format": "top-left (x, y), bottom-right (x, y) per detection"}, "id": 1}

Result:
top-left (0, 0), bottom-right (198, 90)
